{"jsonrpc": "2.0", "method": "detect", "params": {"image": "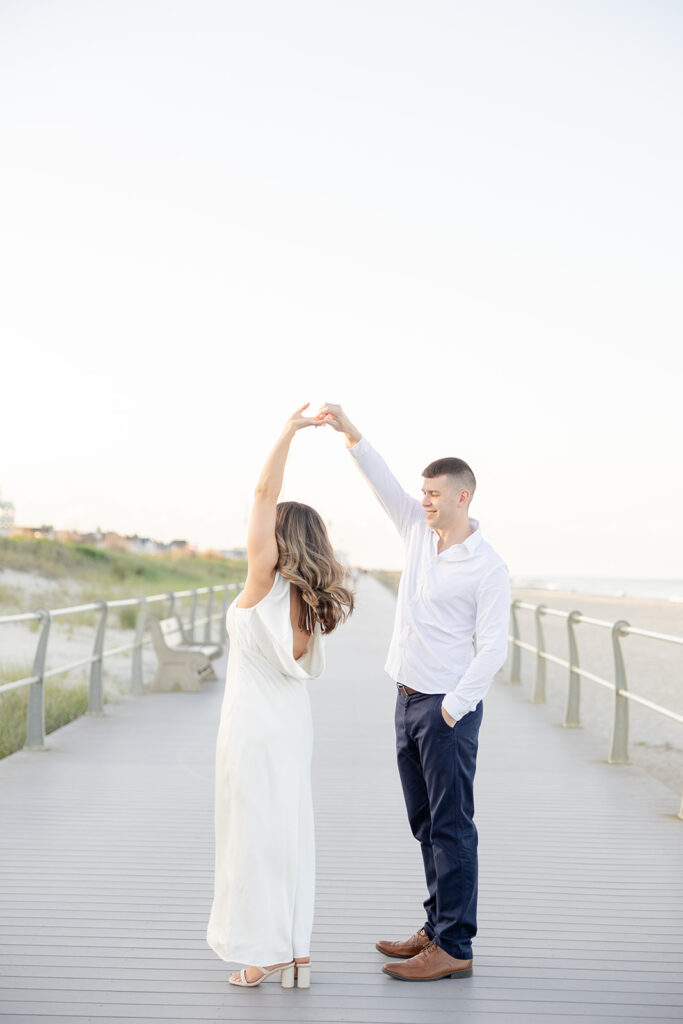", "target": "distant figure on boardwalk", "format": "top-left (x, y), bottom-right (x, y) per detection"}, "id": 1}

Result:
top-left (206, 405), bottom-right (354, 989)
top-left (318, 402), bottom-right (511, 982)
